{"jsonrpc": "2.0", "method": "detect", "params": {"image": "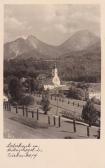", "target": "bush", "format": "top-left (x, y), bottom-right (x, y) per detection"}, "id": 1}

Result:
top-left (91, 96), bottom-right (101, 105)
top-left (67, 86), bottom-right (86, 100)
top-left (82, 100), bottom-right (99, 126)
top-left (19, 95), bottom-right (34, 106)
top-left (40, 94), bottom-right (50, 114)
top-left (8, 76), bottom-right (24, 102)
top-left (76, 82), bottom-right (89, 89)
